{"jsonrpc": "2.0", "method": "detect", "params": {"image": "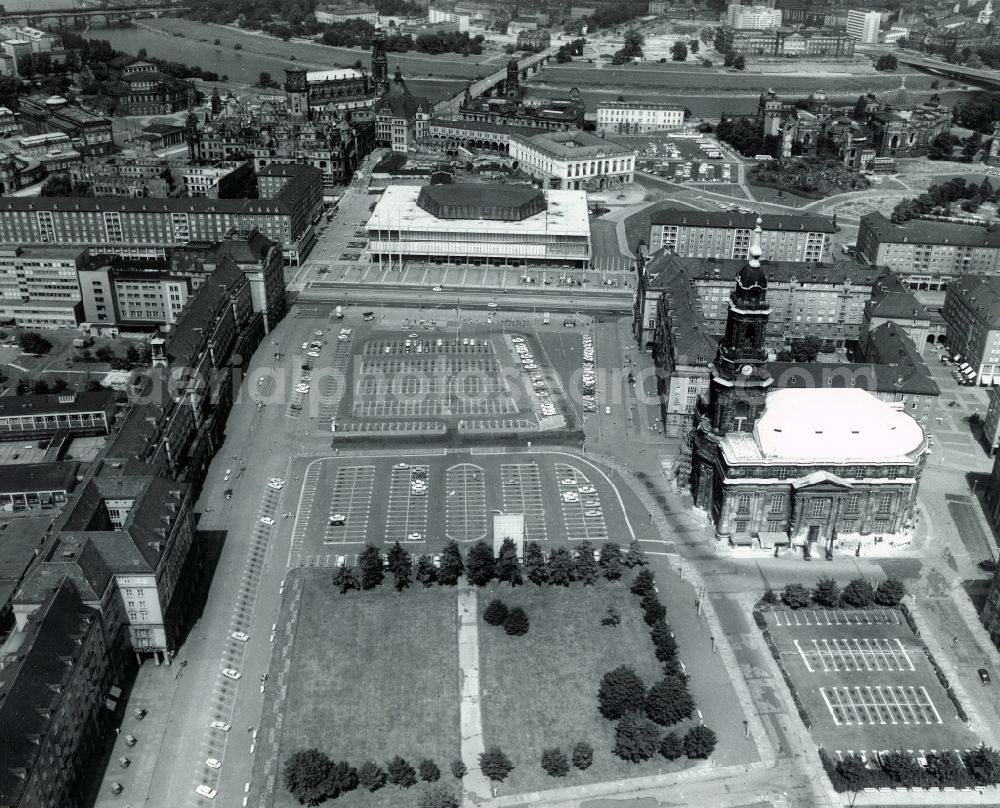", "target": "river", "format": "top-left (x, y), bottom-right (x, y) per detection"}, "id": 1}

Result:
top-left (84, 18), bottom-right (980, 118)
